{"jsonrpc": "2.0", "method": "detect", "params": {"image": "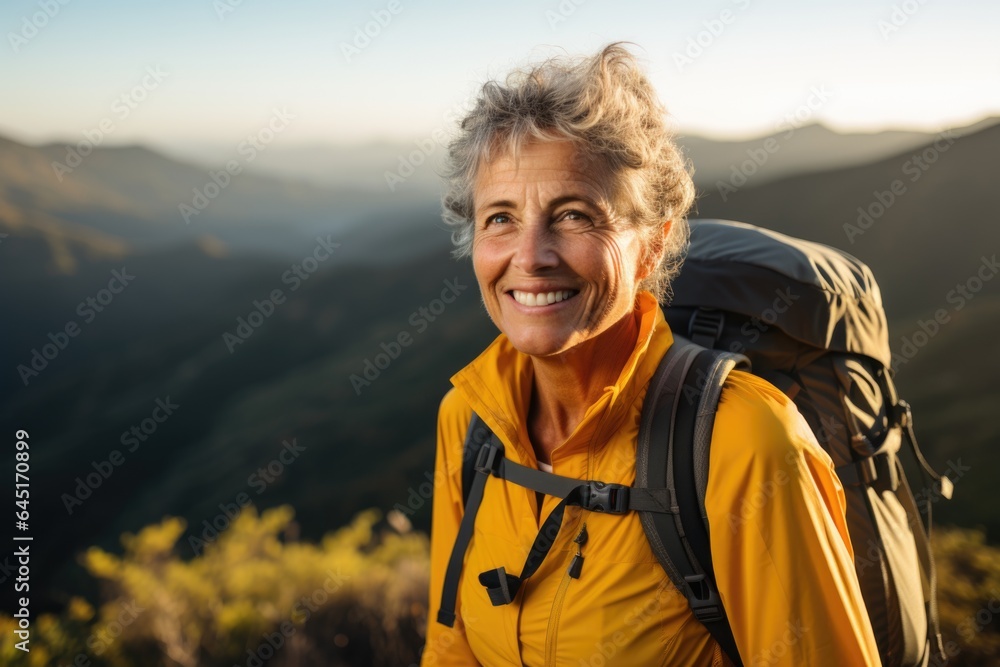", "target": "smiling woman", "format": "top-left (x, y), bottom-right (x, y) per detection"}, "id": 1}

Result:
top-left (421, 43), bottom-right (881, 667)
